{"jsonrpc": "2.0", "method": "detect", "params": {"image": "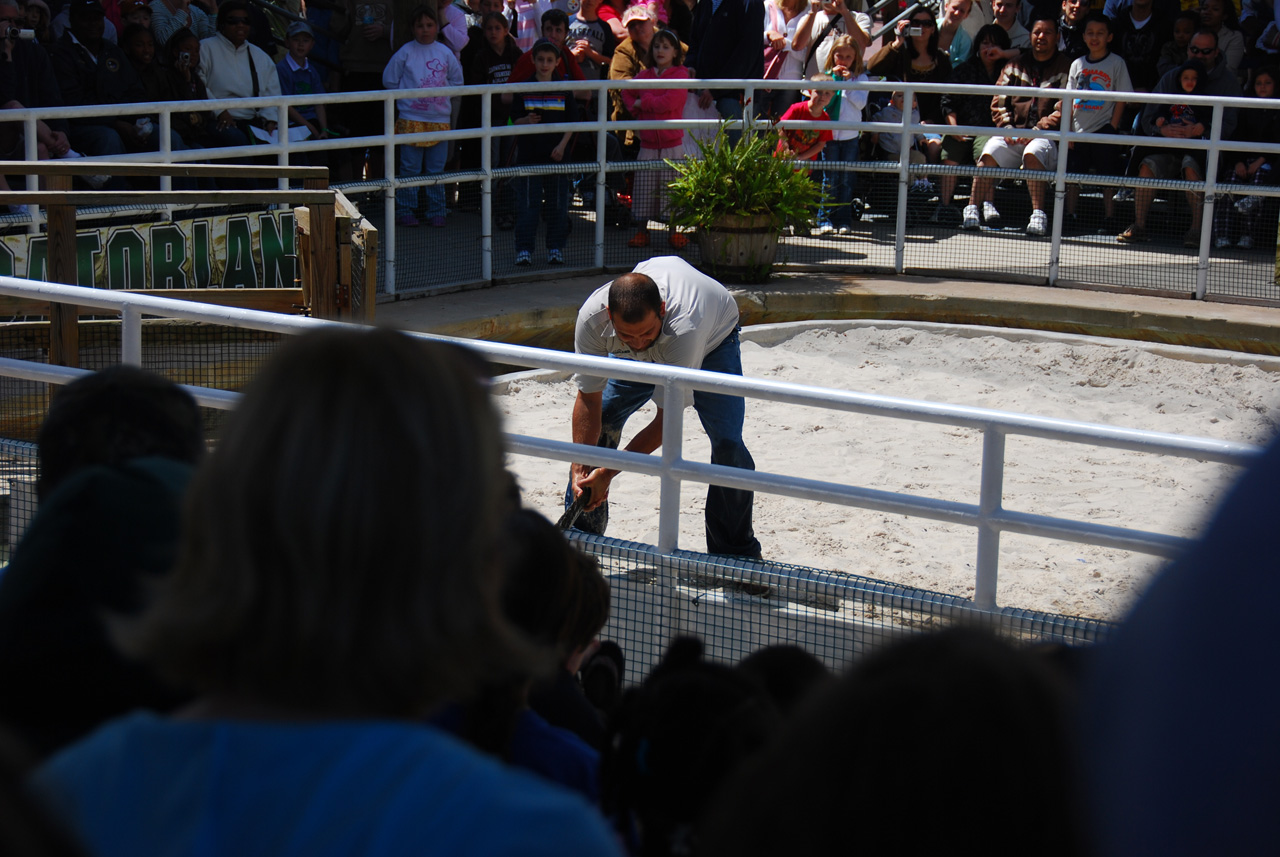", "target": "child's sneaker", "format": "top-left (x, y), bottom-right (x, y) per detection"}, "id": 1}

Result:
top-left (396, 214), bottom-right (419, 227)
top-left (813, 222), bottom-right (835, 235)
top-left (668, 232), bottom-right (688, 249)
top-left (962, 204), bottom-right (980, 230)
top-left (628, 229), bottom-right (650, 248)
top-left (515, 250), bottom-right (532, 266)
top-left (1026, 209), bottom-right (1047, 237)
top-left (1239, 234), bottom-right (1255, 249)
top-left (428, 216), bottom-right (446, 228)
top-left (547, 248), bottom-right (564, 264)
top-left (981, 201), bottom-right (1001, 225)
top-left (1214, 235), bottom-right (1232, 249)
top-left (837, 225), bottom-right (854, 235)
